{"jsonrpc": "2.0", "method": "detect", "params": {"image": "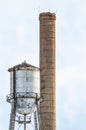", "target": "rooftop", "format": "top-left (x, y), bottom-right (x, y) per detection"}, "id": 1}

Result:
top-left (8, 61), bottom-right (39, 72)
